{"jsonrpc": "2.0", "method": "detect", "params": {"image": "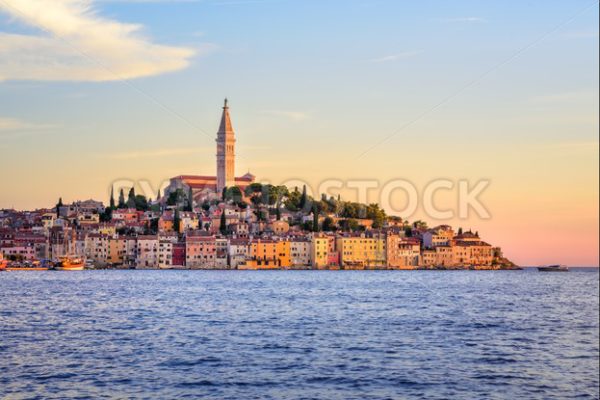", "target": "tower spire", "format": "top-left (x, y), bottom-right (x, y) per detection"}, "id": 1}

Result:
top-left (216, 98), bottom-right (236, 193)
